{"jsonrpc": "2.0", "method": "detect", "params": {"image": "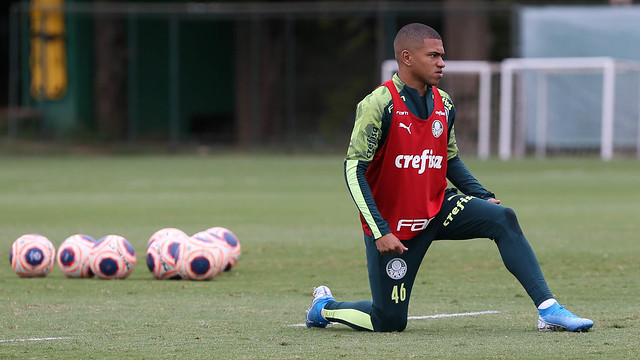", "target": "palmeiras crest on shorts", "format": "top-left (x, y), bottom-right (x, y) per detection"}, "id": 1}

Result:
top-left (432, 119), bottom-right (444, 138)
top-left (386, 258), bottom-right (407, 280)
